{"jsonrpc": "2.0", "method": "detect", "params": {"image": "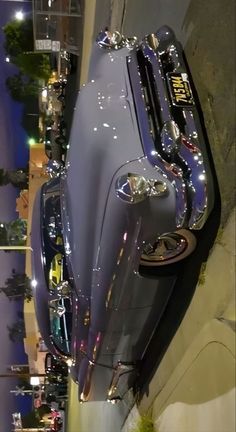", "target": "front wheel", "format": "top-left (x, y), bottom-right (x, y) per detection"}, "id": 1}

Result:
top-left (140, 229), bottom-right (197, 268)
